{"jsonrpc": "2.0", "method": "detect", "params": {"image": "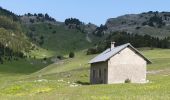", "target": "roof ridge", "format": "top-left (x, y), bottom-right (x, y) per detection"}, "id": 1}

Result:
top-left (89, 43), bottom-right (151, 64)
top-left (104, 43), bottom-right (128, 54)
